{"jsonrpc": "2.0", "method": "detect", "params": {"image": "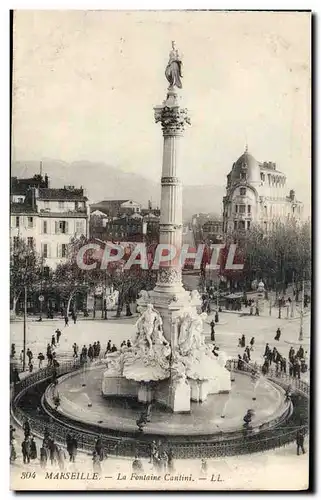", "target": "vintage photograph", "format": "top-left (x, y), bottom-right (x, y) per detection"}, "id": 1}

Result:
top-left (10, 10), bottom-right (311, 491)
